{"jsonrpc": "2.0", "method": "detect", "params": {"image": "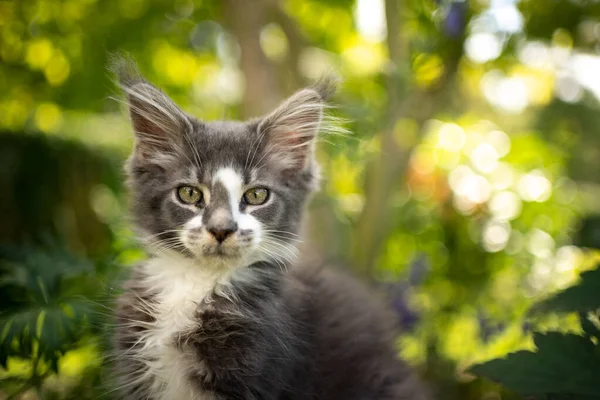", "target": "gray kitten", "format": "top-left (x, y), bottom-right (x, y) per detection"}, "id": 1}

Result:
top-left (112, 58), bottom-right (430, 400)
